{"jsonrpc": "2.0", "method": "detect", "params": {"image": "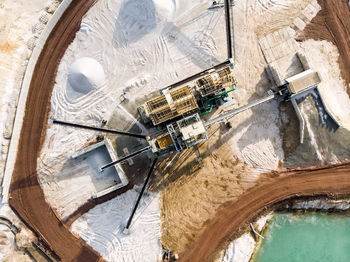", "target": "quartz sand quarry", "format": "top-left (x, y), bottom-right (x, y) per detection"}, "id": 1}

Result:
top-left (71, 189), bottom-right (162, 262)
top-left (1, 0), bottom-right (350, 261)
